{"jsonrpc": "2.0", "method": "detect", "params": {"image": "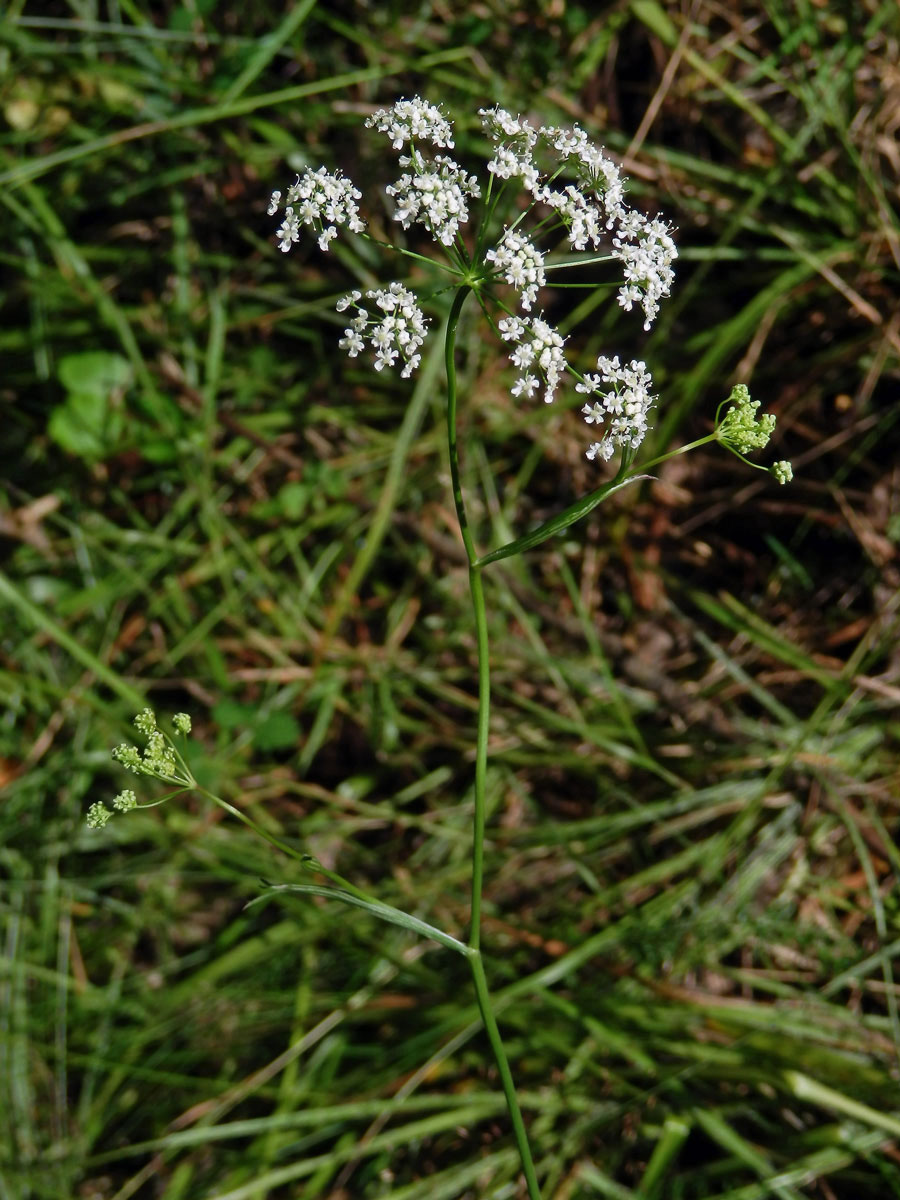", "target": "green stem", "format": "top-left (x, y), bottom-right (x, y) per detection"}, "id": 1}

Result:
top-left (444, 283), bottom-right (542, 1198)
top-left (445, 285), bottom-right (477, 564)
top-left (637, 431), bottom-right (717, 474)
top-left (468, 561), bottom-right (490, 949)
top-left (469, 951), bottom-right (542, 1200)
top-left (640, 429), bottom-right (772, 477)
